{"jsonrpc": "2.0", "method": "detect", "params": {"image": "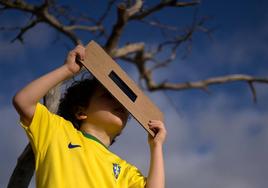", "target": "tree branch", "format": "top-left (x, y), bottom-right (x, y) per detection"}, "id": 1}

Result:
top-left (130, 0), bottom-right (200, 20)
top-left (112, 42), bottom-right (144, 58)
top-left (64, 25), bottom-right (103, 32)
top-left (0, 0), bottom-right (35, 13)
top-left (105, 3), bottom-right (129, 53)
top-left (127, 0), bottom-right (143, 17)
top-left (140, 19), bottom-right (179, 31)
top-left (149, 45), bottom-right (178, 71)
top-left (105, 0), bottom-right (144, 53)
top-left (0, 0), bottom-right (85, 45)
top-left (11, 18), bottom-right (41, 43)
top-left (248, 81), bottom-right (257, 103)
top-left (42, 10), bottom-right (81, 44)
top-left (147, 74), bottom-right (268, 93)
